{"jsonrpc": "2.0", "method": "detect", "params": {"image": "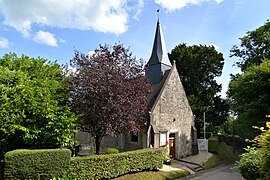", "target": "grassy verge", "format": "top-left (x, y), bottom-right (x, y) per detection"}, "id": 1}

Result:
top-left (202, 154), bottom-right (221, 169)
top-left (115, 170), bottom-right (189, 180)
top-left (203, 140), bottom-right (240, 169)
